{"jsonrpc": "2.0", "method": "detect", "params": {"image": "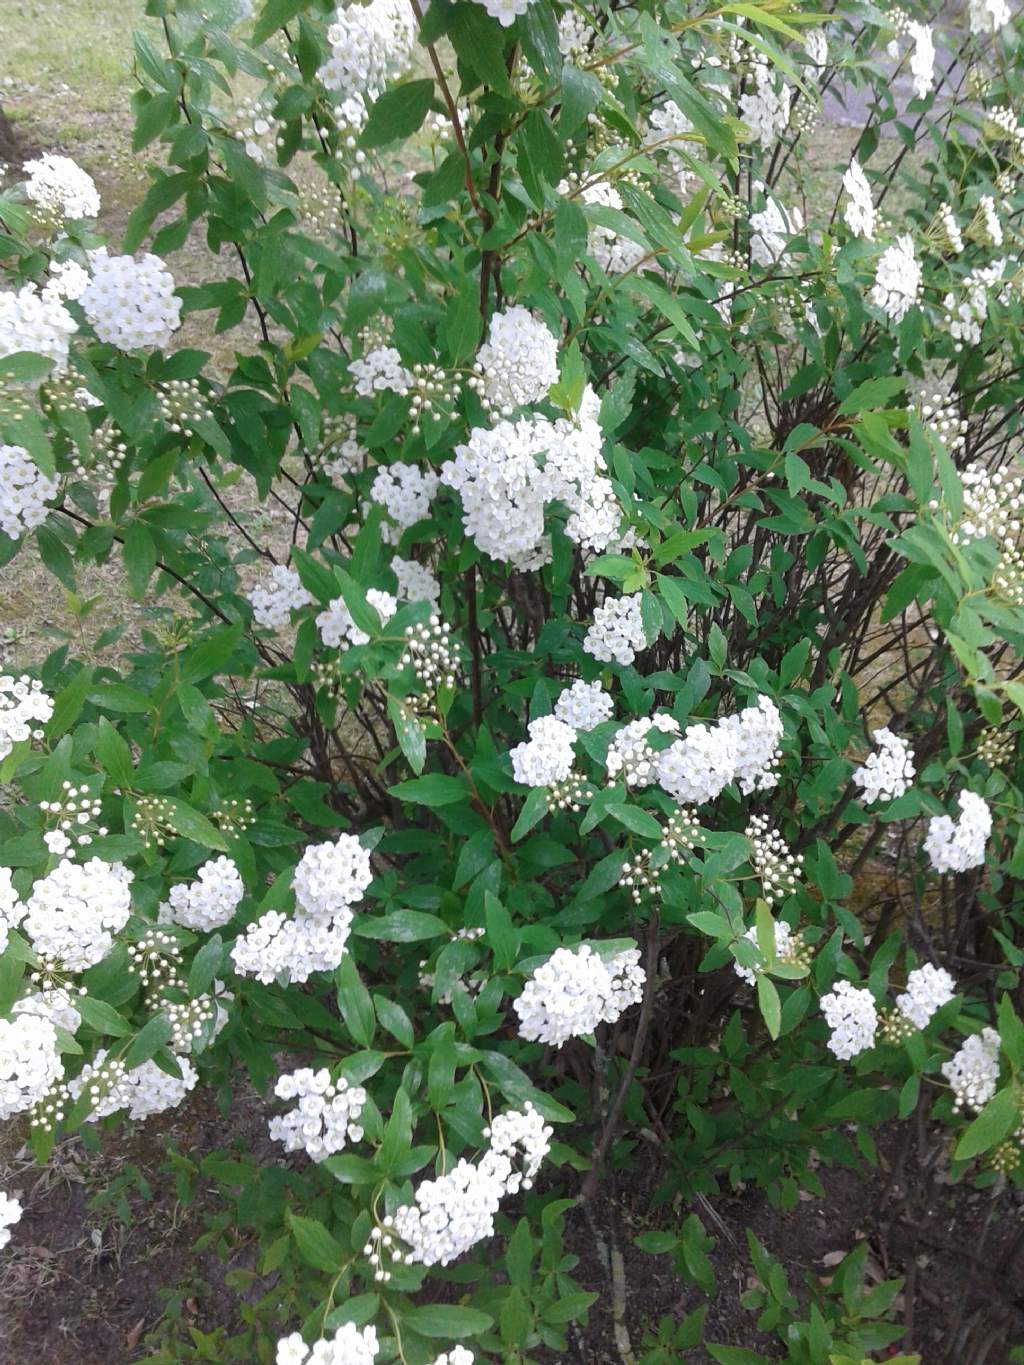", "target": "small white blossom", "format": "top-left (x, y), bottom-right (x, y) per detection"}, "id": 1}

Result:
top-left (0, 283), bottom-right (77, 371)
top-left (475, 306), bottom-right (559, 416)
top-left (23, 857), bottom-right (134, 971)
top-left (470, 0), bottom-right (536, 25)
top-left (941, 1027), bottom-right (1001, 1111)
top-left (319, 0), bottom-right (417, 102)
top-left (247, 565), bottom-right (312, 630)
top-left (0, 1190), bottom-right (22, 1250)
top-left (163, 856), bottom-right (244, 932)
top-left (23, 153), bottom-right (100, 222)
top-left (852, 727), bottom-right (915, 804)
top-left (317, 589), bottom-right (397, 649)
top-left (869, 235), bottom-right (921, 324)
top-left (968, 0), bottom-right (1011, 36)
top-left (896, 963), bottom-right (956, 1029)
top-left (514, 944), bottom-right (644, 1047)
top-left (820, 980), bottom-right (878, 1060)
top-left (554, 679), bottom-right (613, 732)
top-left (510, 715), bottom-right (577, 787)
top-left (0, 1013), bottom-right (63, 1120)
top-left (923, 790), bottom-right (991, 873)
top-left (0, 673), bottom-right (53, 760)
top-left (390, 555), bottom-right (440, 604)
top-left (350, 346), bottom-right (412, 397)
top-left (269, 1066), bottom-right (366, 1162)
top-left (583, 594), bottom-right (646, 666)
top-left (842, 158), bottom-right (875, 240)
top-left (80, 249), bottom-right (182, 350)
